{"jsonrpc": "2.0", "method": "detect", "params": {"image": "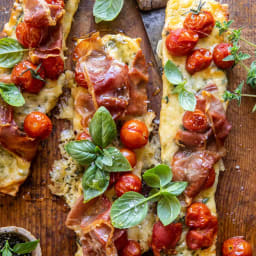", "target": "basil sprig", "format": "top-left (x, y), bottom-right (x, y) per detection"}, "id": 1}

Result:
top-left (0, 38), bottom-right (28, 68)
top-left (65, 106), bottom-right (131, 203)
top-left (164, 60), bottom-right (196, 111)
top-left (0, 240), bottom-right (39, 256)
top-left (0, 83), bottom-right (25, 107)
top-left (93, 0), bottom-right (124, 24)
top-left (110, 164), bottom-right (187, 229)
